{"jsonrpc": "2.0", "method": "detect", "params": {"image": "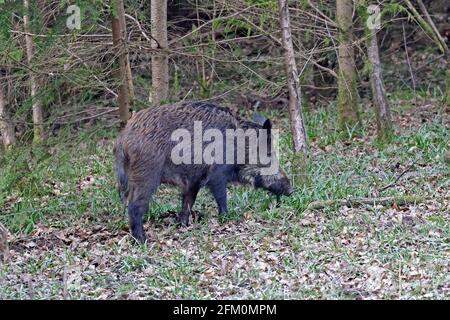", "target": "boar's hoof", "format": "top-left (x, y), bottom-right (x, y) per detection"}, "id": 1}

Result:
top-left (131, 230), bottom-right (146, 245)
top-left (178, 212), bottom-right (190, 227)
